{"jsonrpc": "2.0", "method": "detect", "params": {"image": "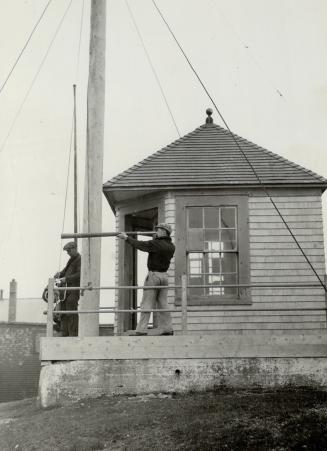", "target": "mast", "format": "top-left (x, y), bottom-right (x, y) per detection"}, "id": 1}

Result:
top-left (73, 84), bottom-right (78, 245)
top-left (79, 0), bottom-right (106, 337)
